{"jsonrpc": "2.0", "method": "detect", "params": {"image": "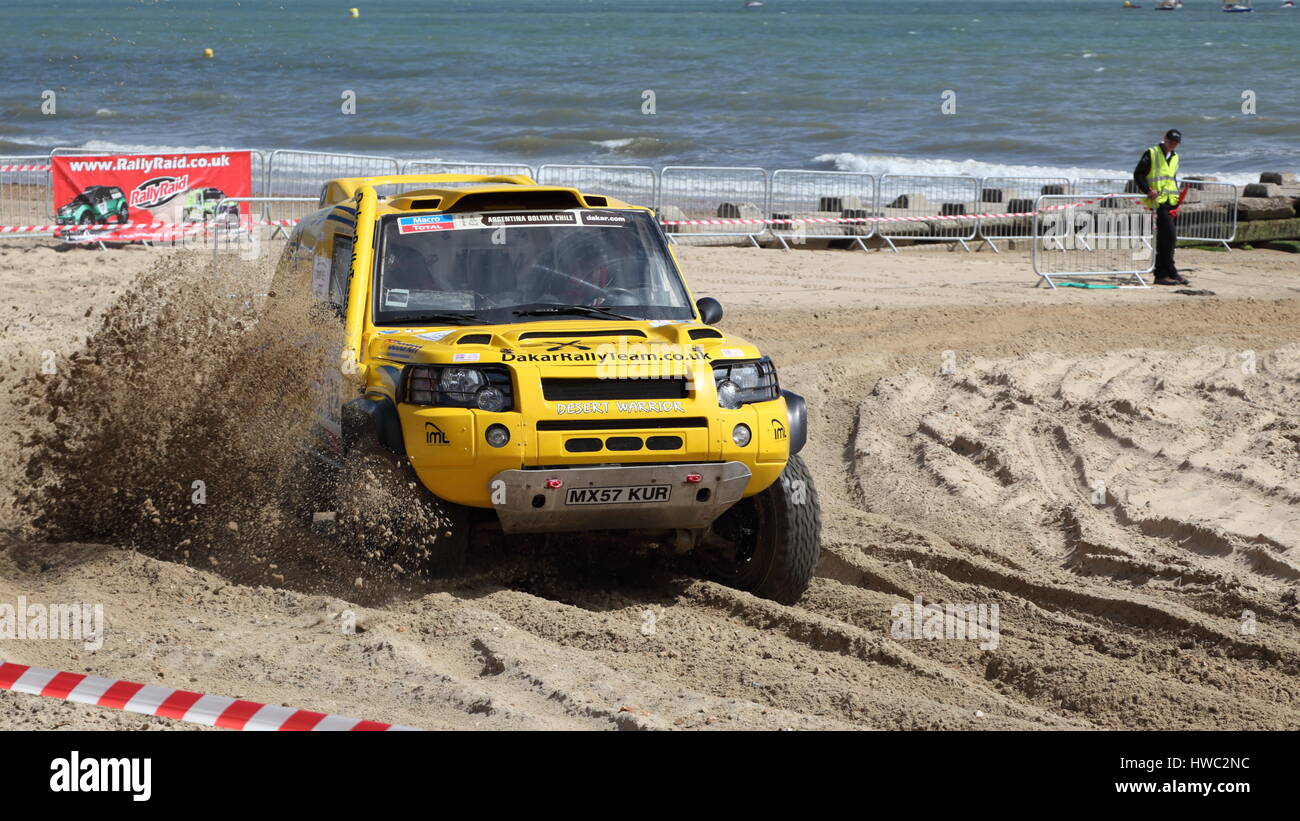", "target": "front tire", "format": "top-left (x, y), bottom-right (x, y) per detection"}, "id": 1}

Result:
top-left (701, 454), bottom-right (820, 604)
